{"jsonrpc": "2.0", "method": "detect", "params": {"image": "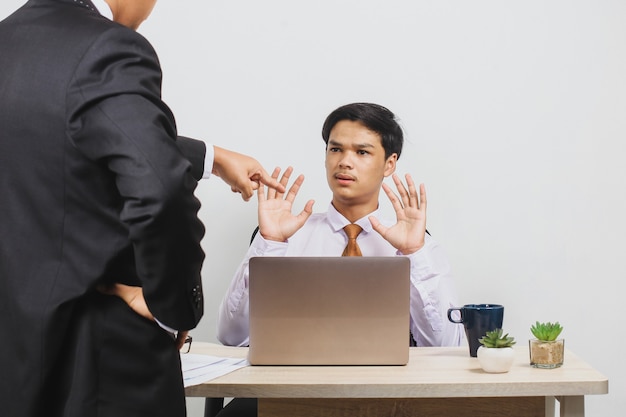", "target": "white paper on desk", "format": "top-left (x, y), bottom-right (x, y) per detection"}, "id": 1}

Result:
top-left (180, 353), bottom-right (248, 388)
